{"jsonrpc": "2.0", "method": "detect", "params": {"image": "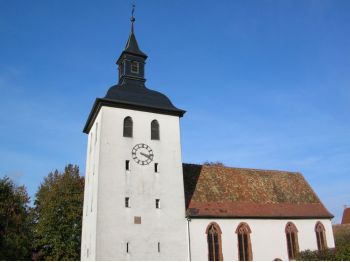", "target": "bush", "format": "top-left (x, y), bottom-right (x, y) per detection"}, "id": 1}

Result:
top-left (297, 225), bottom-right (350, 261)
top-left (297, 249), bottom-right (336, 261)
